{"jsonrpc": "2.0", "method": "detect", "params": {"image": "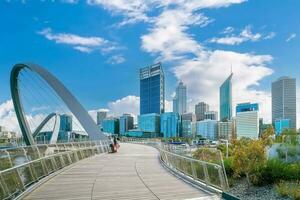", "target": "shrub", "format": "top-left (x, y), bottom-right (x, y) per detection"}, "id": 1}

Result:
top-left (262, 159), bottom-right (300, 184)
top-left (223, 157), bottom-right (234, 177)
top-left (231, 139), bottom-right (267, 185)
top-left (276, 181), bottom-right (300, 200)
